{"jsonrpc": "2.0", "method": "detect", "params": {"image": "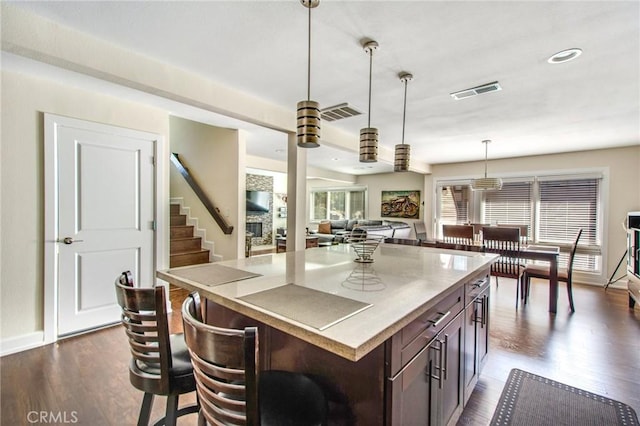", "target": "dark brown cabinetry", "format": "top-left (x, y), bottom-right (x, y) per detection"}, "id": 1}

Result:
top-left (387, 312), bottom-right (464, 426)
top-left (627, 212), bottom-right (640, 308)
top-left (463, 273), bottom-right (490, 403)
top-left (203, 265), bottom-right (493, 425)
top-left (386, 268), bottom-right (489, 425)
